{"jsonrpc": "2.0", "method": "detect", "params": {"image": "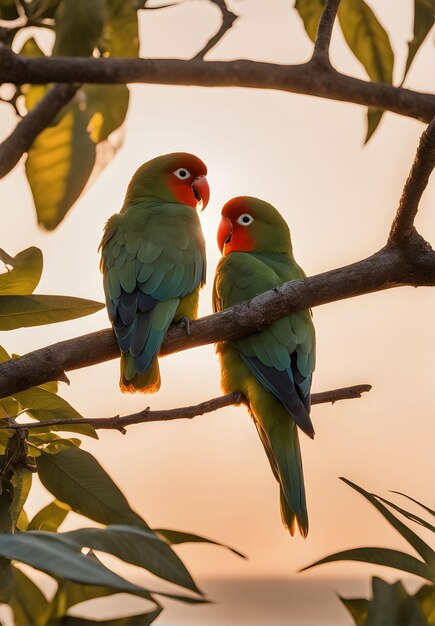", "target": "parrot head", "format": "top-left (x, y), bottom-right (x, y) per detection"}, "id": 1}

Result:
top-left (122, 152), bottom-right (210, 211)
top-left (217, 196), bottom-right (292, 255)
